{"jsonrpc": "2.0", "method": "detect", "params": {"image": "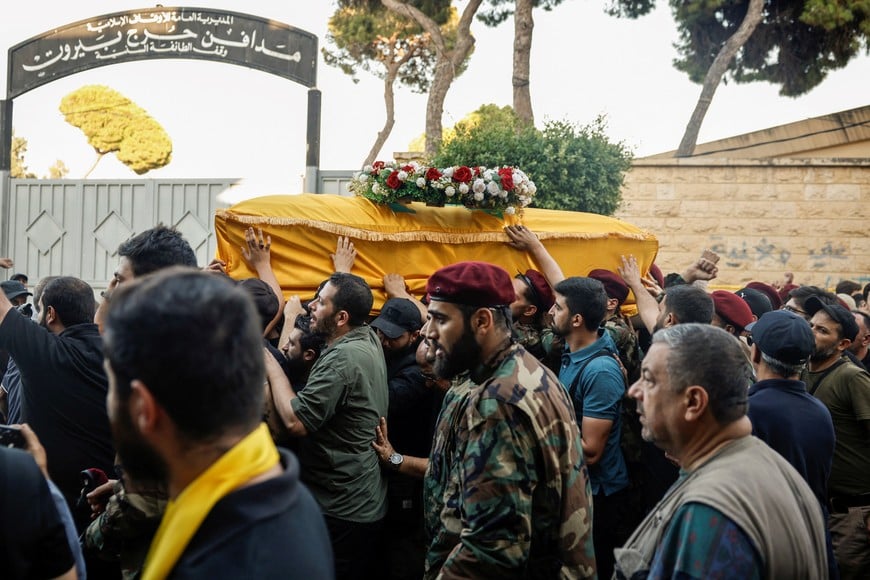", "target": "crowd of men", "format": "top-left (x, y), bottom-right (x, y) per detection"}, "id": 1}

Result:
top-left (1, 223), bottom-right (868, 580)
